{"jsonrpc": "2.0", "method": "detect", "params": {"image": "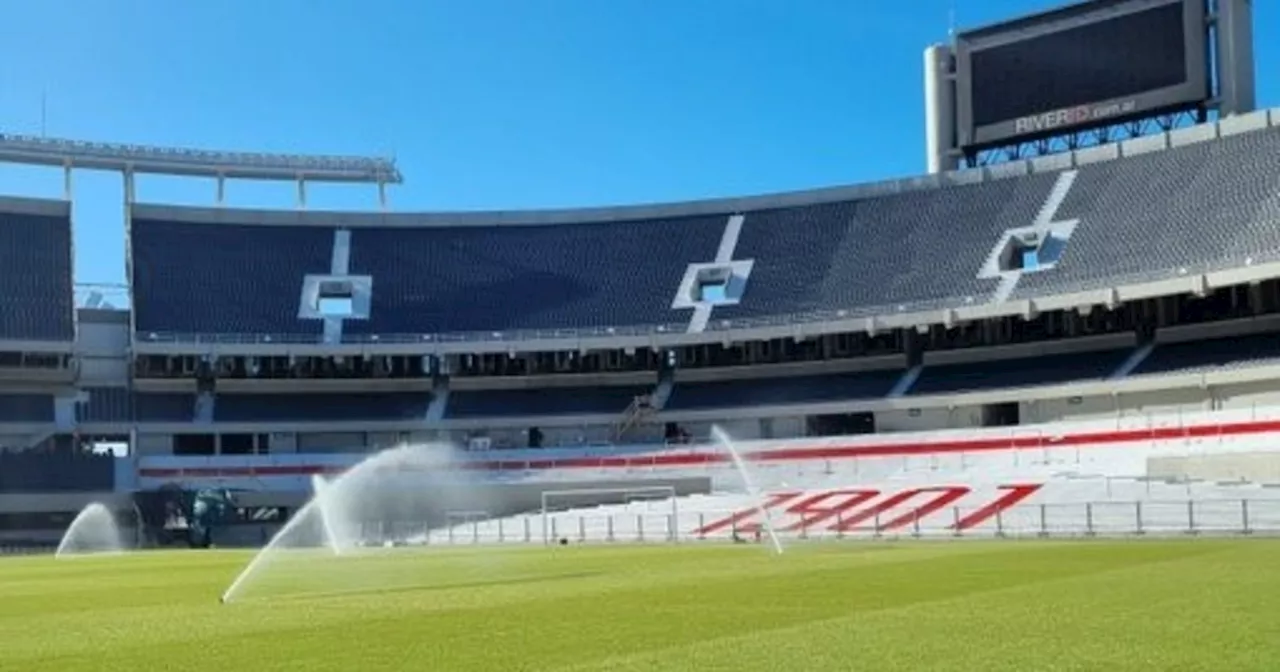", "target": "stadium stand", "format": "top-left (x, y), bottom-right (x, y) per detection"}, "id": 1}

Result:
top-left (1010, 125), bottom-right (1280, 299)
top-left (127, 124), bottom-right (1280, 342)
top-left (0, 451), bottom-right (113, 492)
top-left (1136, 332), bottom-right (1280, 376)
top-left (665, 370), bottom-right (902, 410)
top-left (214, 393), bottom-right (432, 422)
top-left (134, 394), bottom-right (196, 423)
top-left (76, 388), bottom-right (132, 423)
top-left (343, 215), bottom-right (726, 336)
top-left (133, 407), bottom-right (1280, 496)
top-left (447, 386), bottom-right (650, 419)
top-left (0, 394), bottom-right (55, 423)
top-left (713, 174), bottom-right (1058, 321)
top-left (130, 218), bottom-right (333, 338)
top-left (911, 349), bottom-right (1130, 395)
top-left (6, 0), bottom-right (1279, 587)
top-left (0, 198), bottom-right (74, 342)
